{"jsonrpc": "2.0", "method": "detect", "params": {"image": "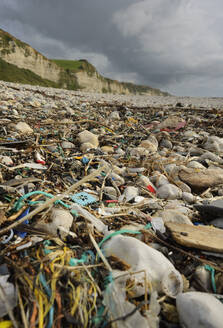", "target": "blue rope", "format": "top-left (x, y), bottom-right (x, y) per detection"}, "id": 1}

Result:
top-left (39, 272), bottom-right (54, 328)
top-left (204, 265), bottom-right (217, 293)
